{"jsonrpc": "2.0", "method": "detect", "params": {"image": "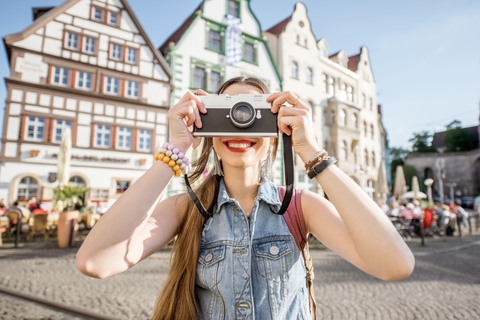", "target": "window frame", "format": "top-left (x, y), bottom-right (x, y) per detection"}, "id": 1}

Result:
top-left (108, 11), bottom-right (119, 26)
top-left (137, 129), bottom-right (152, 152)
top-left (17, 177), bottom-right (39, 201)
top-left (91, 7), bottom-right (104, 22)
top-left (52, 119), bottom-right (73, 143)
top-left (125, 80), bottom-right (140, 99)
top-left (76, 71), bottom-right (94, 91)
top-left (242, 35), bottom-right (257, 65)
top-left (209, 71), bottom-right (222, 93)
top-left (94, 124), bottom-right (112, 148)
top-left (227, 0), bottom-right (241, 19)
top-left (125, 47), bottom-right (138, 64)
top-left (51, 66), bottom-right (70, 87)
top-left (65, 32), bottom-right (80, 51)
top-left (306, 67), bottom-right (313, 84)
top-left (291, 61), bottom-right (299, 79)
top-left (103, 76), bottom-right (120, 96)
top-left (193, 66), bottom-right (206, 91)
top-left (116, 126), bottom-right (132, 150)
top-left (83, 36), bottom-right (97, 55)
top-left (25, 116), bottom-right (46, 142)
top-left (110, 43), bottom-right (123, 61)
